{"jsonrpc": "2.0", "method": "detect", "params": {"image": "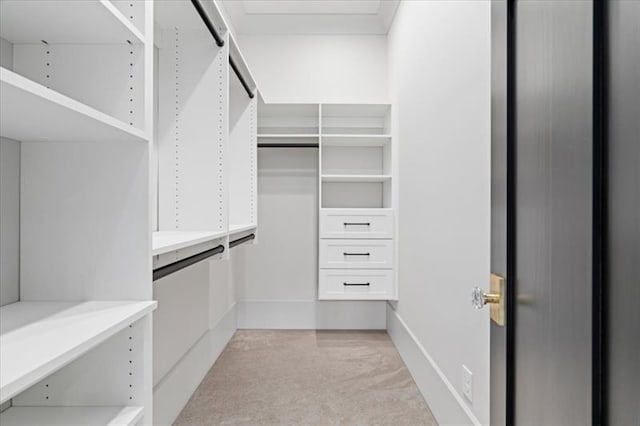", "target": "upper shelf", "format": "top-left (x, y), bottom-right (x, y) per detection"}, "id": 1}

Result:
top-left (152, 231), bottom-right (227, 256)
top-left (322, 174), bottom-right (392, 183)
top-left (322, 135), bottom-right (391, 146)
top-left (258, 134), bottom-right (319, 138)
top-left (0, 0), bottom-right (144, 44)
top-left (0, 301), bottom-right (157, 404)
top-left (0, 67), bottom-right (147, 144)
